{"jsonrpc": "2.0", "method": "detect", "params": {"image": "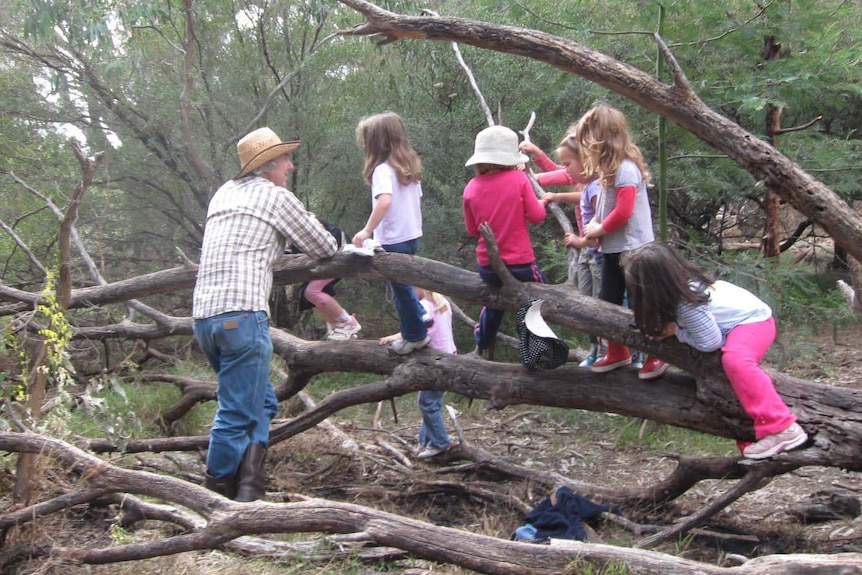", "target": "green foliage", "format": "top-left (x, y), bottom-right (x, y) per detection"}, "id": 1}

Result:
top-left (565, 558), bottom-right (633, 575)
top-left (22, 0), bottom-right (168, 50)
top-left (677, 245), bottom-right (856, 333)
top-left (35, 271), bottom-right (73, 387)
top-left (4, 0), bottom-right (861, 281)
top-left (0, 319), bottom-right (25, 408)
top-left (547, 409), bottom-right (735, 457)
top-left (66, 373), bottom-right (214, 442)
